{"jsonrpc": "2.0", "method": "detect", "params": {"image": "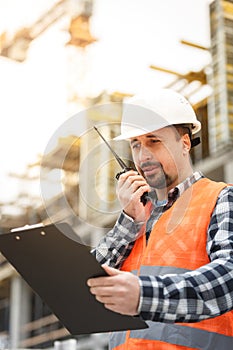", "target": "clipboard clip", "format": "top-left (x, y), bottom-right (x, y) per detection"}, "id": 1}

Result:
top-left (11, 223), bottom-right (44, 233)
